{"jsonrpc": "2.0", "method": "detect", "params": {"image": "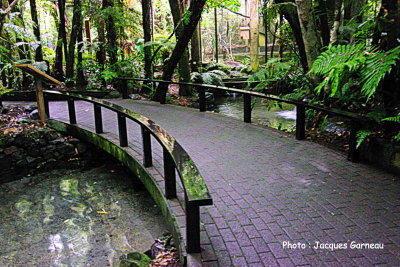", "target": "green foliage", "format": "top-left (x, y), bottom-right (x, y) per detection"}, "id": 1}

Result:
top-left (191, 69), bottom-right (227, 86)
top-left (182, 10), bottom-right (192, 25)
top-left (246, 59), bottom-right (299, 92)
top-left (382, 113), bottom-right (400, 123)
top-left (310, 44), bottom-right (400, 101)
top-left (206, 0), bottom-right (241, 11)
top-left (356, 130), bottom-right (373, 149)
